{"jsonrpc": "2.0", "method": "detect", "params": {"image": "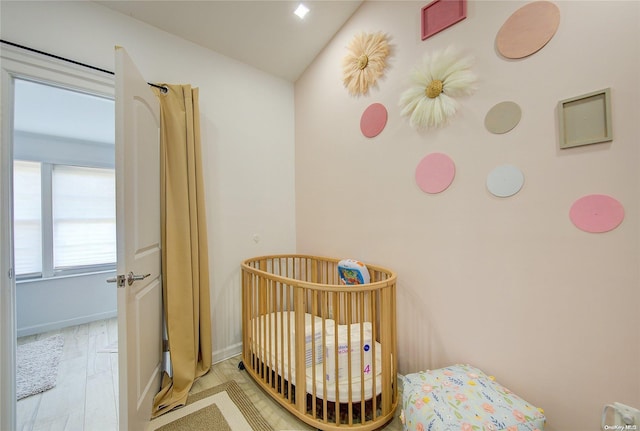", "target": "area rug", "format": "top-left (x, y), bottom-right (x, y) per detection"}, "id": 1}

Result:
top-left (148, 380), bottom-right (273, 431)
top-left (16, 334), bottom-right (64, 400)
